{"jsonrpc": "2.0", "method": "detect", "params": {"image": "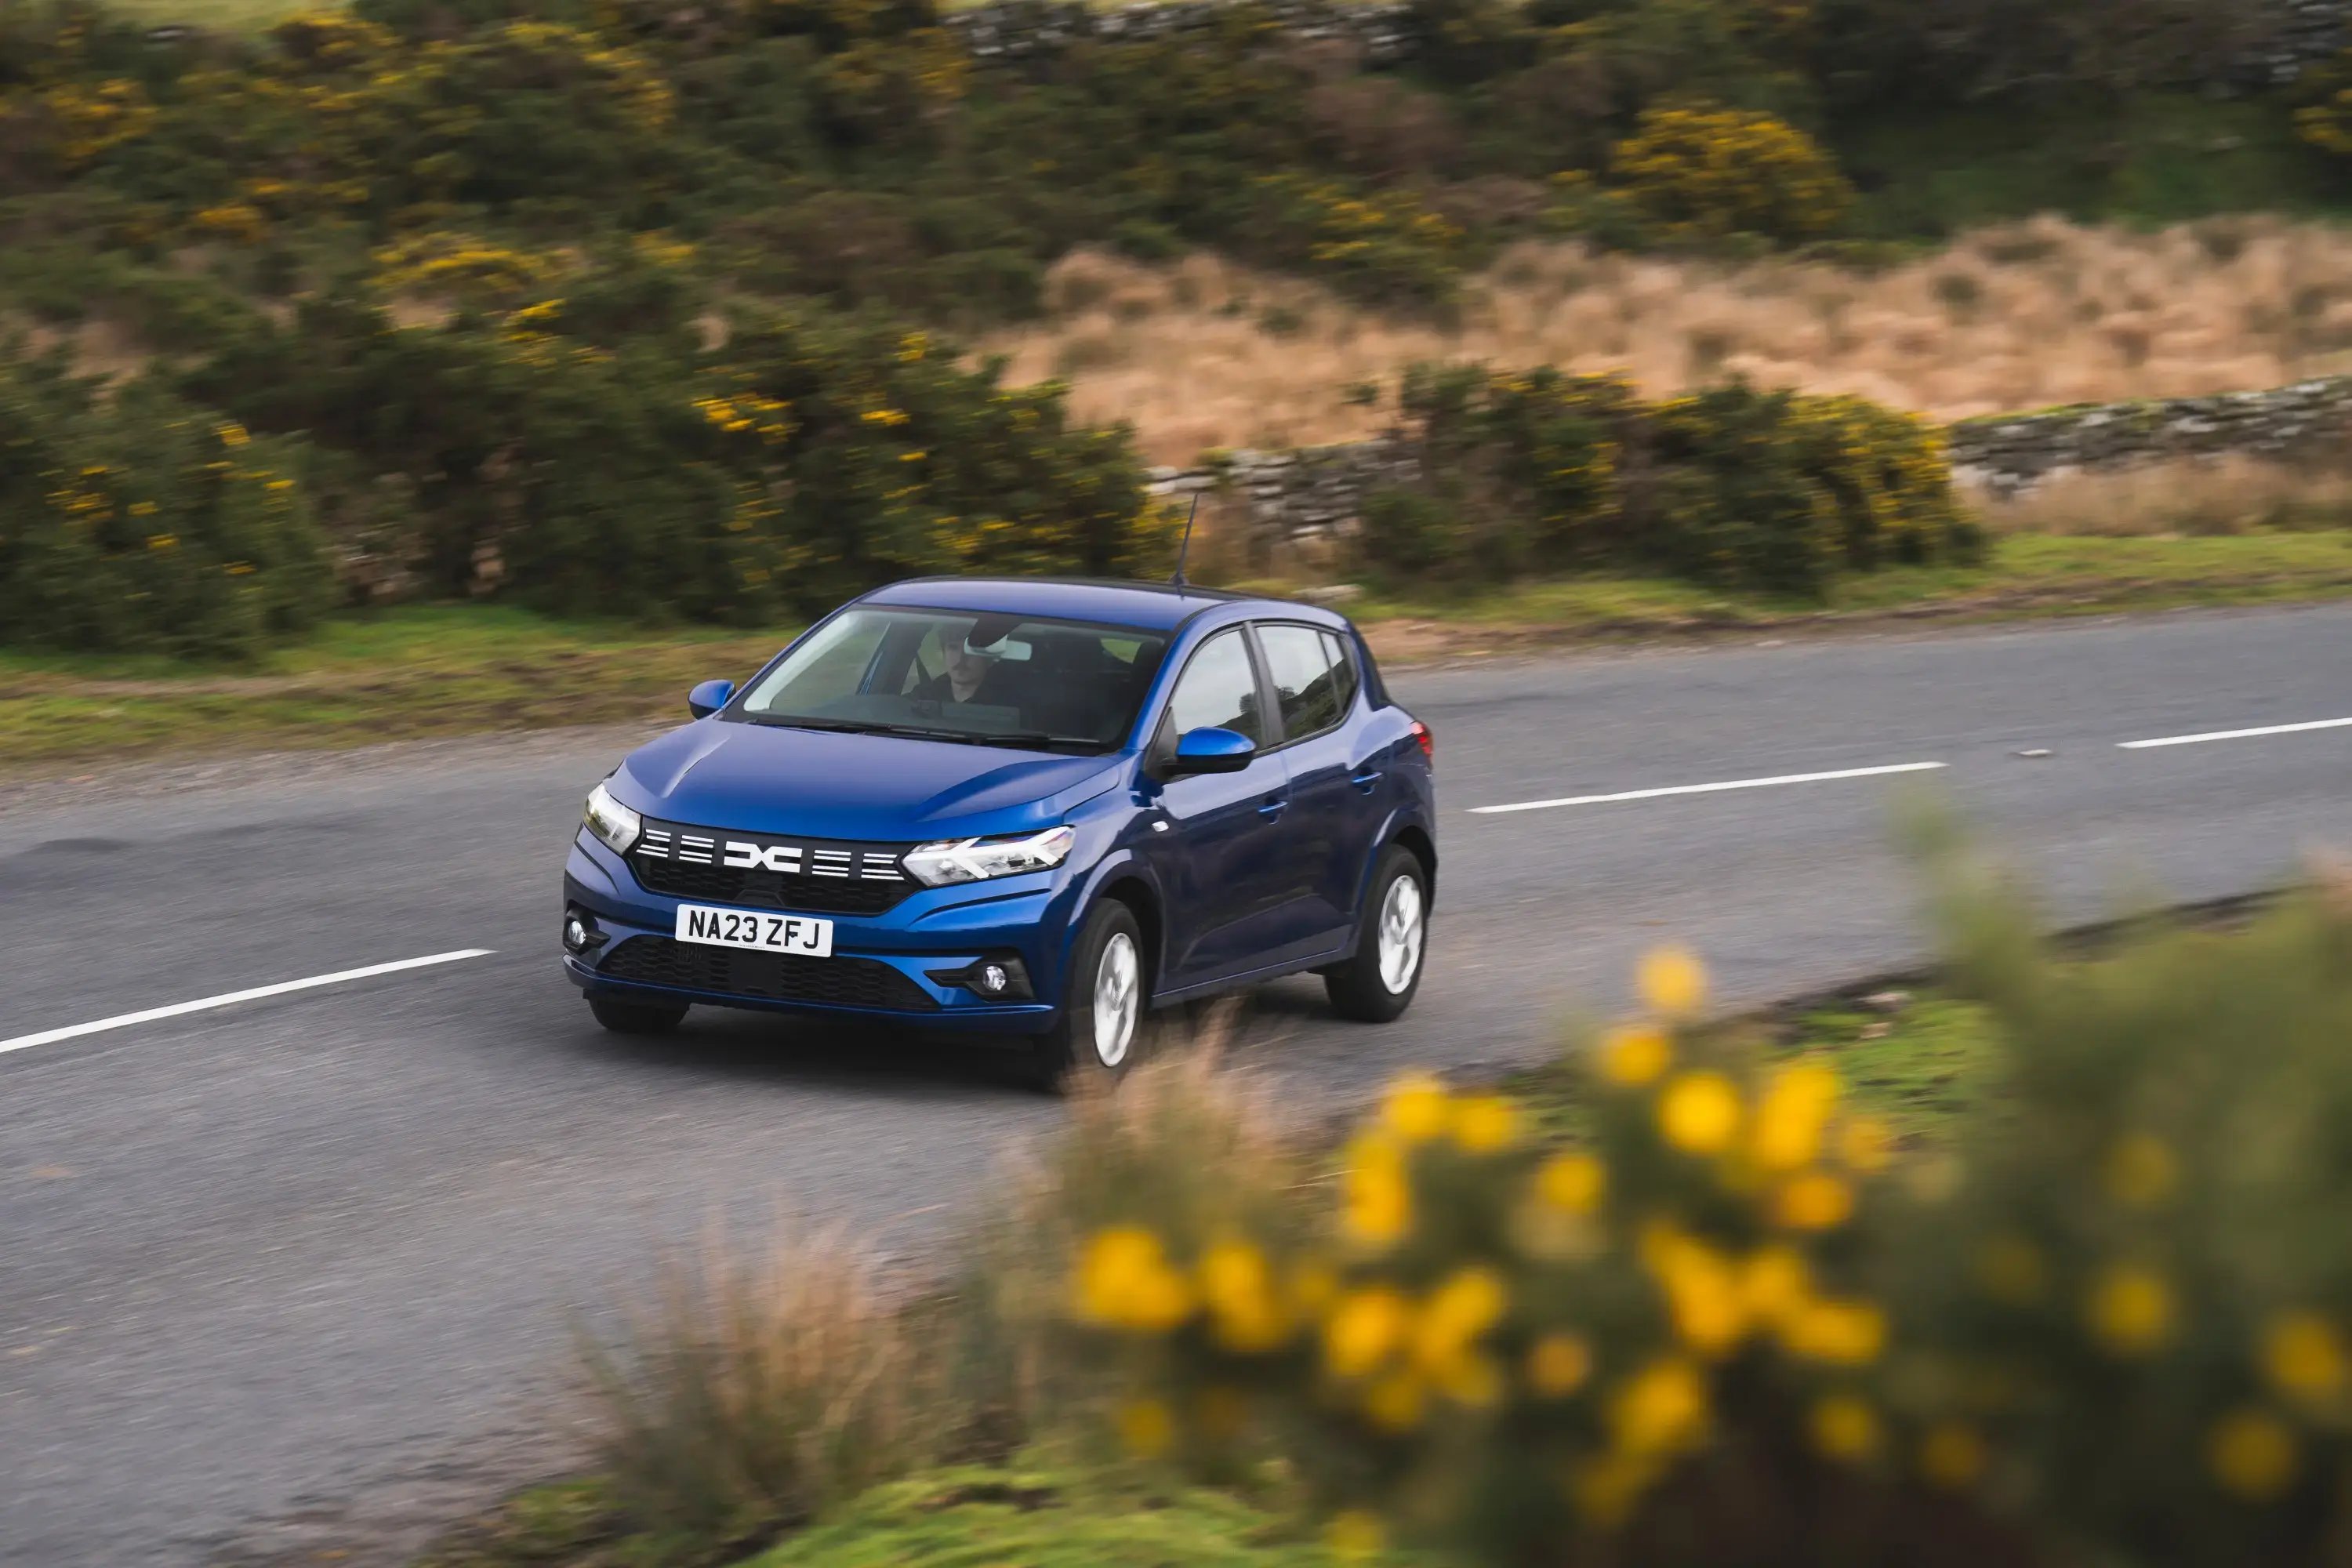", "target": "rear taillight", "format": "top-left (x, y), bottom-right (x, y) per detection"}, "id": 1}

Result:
top-left (1410, 720), bottom-right (1433, 762)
